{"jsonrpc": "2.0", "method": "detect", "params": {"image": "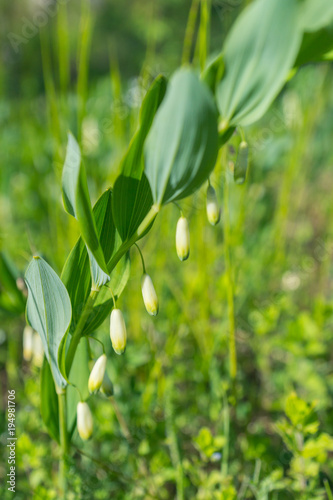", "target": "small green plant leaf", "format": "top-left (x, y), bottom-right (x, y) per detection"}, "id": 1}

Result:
top-left (298, 0), bottom-right (333, 32)
top-left (84, 254), bottom-right (130, 335)
top-left (62, 132), bottom-right (109, 287)
top-left (40, 357), bottom-right (59, 443)
top-left (25, 256), bottom-right (72, 389)
top-left (144, 68), bottom-right (219, 205)
top-left (216, 0), bottom-right (302, 126)
top-left (112, 75), bottom-right (167, 241)
top-left (285, 392), bottom-right (319, 434)
top-left (61, 189), bottom-right (130, 335)
top-left (219, 126), bottom-right (236, 147)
